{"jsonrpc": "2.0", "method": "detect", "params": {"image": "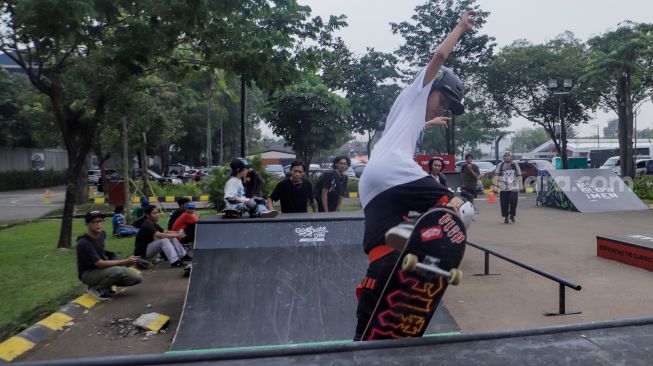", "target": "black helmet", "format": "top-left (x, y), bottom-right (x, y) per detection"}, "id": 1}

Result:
top-left (429, 66), bottom-right (464, 115)
top-left (230, 157), bottom-right (250, 175)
